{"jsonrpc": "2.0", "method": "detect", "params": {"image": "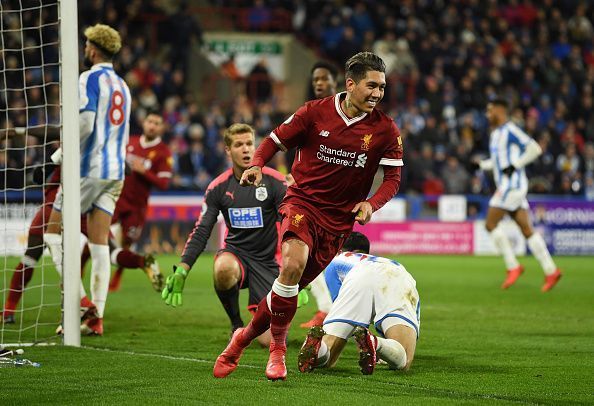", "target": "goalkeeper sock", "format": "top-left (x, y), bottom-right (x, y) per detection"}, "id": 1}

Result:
top-left (376, 337), bottom-right (407, 370)
top-left (269, 279), bottom-right (299, 350)
top-left (89, 243), bottom-right (110, 318)
top-left (309, 273), bottom-right (332, 313)
top-left (527, 233), bottom-right (557, 275)
top-left (489, 226), bottom-right (520, 270)
top-left (215, 284), bottom-right (243, 329)
top-left (44, 233), bottom-right (63, 276)
top-left (5, 257), bottom-right (36, 313)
